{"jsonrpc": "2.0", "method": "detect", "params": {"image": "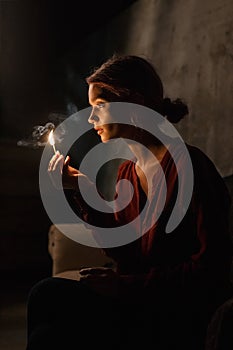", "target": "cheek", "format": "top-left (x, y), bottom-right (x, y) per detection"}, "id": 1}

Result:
top-left (108, 124), bottom-right (121, 135)
top-left (100, 111), bottom-right (115, 124)
top-left (101, 124), bottom-right (120, 140)
top-left (113, 124), bottom-right (135, 139)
